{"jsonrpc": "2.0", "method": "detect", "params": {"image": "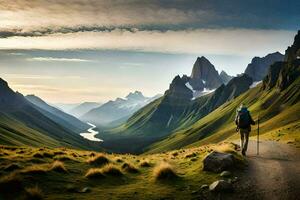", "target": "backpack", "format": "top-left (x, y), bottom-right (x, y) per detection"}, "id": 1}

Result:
top-left (237, 109), bottom-right (250, 129)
